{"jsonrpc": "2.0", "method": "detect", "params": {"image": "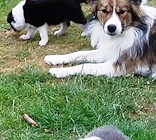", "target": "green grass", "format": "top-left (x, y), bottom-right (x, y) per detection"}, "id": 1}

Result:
top-left (0, 0), bottom-right (156, 140)
top-left (0, 65), bottom-right (156, 140)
